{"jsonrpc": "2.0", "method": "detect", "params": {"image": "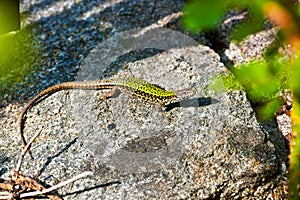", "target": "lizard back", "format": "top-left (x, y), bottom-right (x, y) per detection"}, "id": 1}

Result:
top-left (115, 76), bottom-right (176, 105)
top-left (19, 76), bottom-right (195, 159)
